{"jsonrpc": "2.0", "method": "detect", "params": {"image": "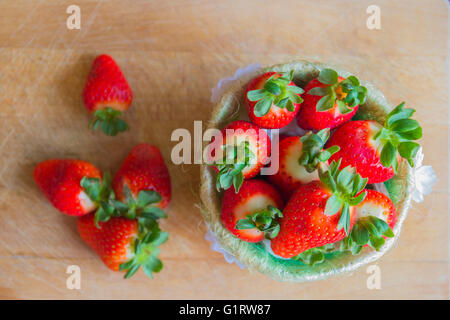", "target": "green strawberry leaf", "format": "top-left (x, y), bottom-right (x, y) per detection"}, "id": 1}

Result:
top-left (312, 69), bottom-right (367, 113)
top-left (247, 72), bottom-right (303, 118)
top-left (254, 97), bottom-right (273, 117)
top-left (235, 205), bottom-right (283, 240)
top-left (90, 107), bottom-right (128, 136)
top-left (298, 129), bottom-right (340, 173)
top-left (316, 93), bottom-right (336, 111)
top-left (318, 160), bottom-right (368, 235)
top-left (324, 194), bottom-right (343, 216)
top-left (374, 102), bottom-right (423, 170)
top-left (212, 141), bottom-right (255, 193)
top-left (264, 80), bottom-right (281, 95)
top-left (380, 141), bottom-right (396, 168)
top-left (137, 190), bottom-right (162, 207)
top-left (307, 86), bottom-right (331, 96)
top-left (120, 225), bottom-right (169, 279)
top-left (398, 141), bottom-right (420, 167)
top-left (342, 215), bottom-right (394, 254)
top-left (318, 68), bottom-right (338, 85)
top-left (80, 172), bottom-right (120, 228)
top-left (291, 243), bottom-right (336, 266)
top-left (247, 89), bottom-right (267, 101)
